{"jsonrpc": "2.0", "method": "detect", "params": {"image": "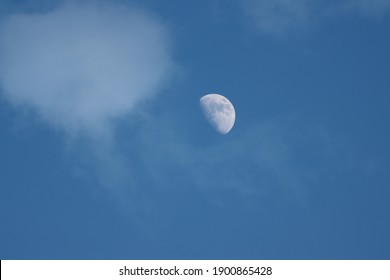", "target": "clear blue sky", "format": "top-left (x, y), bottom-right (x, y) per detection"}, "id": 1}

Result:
top-left (1, 0), bottom-right (390, 259)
